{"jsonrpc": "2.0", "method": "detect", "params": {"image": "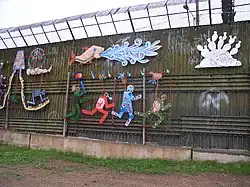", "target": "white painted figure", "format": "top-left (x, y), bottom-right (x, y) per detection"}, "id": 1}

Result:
top-left (199, 88), bottom-right (229, 111)
top-left (195, 31), bottom-right (242, 68)
top-left (26, 48), bottom-right (52, 75)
